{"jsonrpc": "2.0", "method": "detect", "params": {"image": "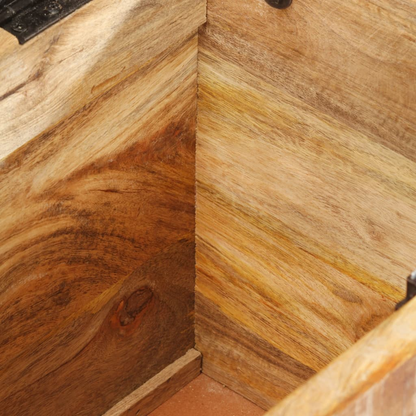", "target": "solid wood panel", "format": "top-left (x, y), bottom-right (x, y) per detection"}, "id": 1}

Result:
top-left (196, 17), bottom-right (416, 406)
top-left (265, 299), bottom-right (416, 416)
top-left (201, 0), bottom-right (416, 161)
top-left (104, 349), bottom-right (201, 416)
top-left (0, 35), bottom-right (198, 416)
top-left (197, 294), bottom-right (316, 409)
top-left (334, 356), bottom-right (416, 416)
top-left (0, 0), bottom-right (206, 160)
